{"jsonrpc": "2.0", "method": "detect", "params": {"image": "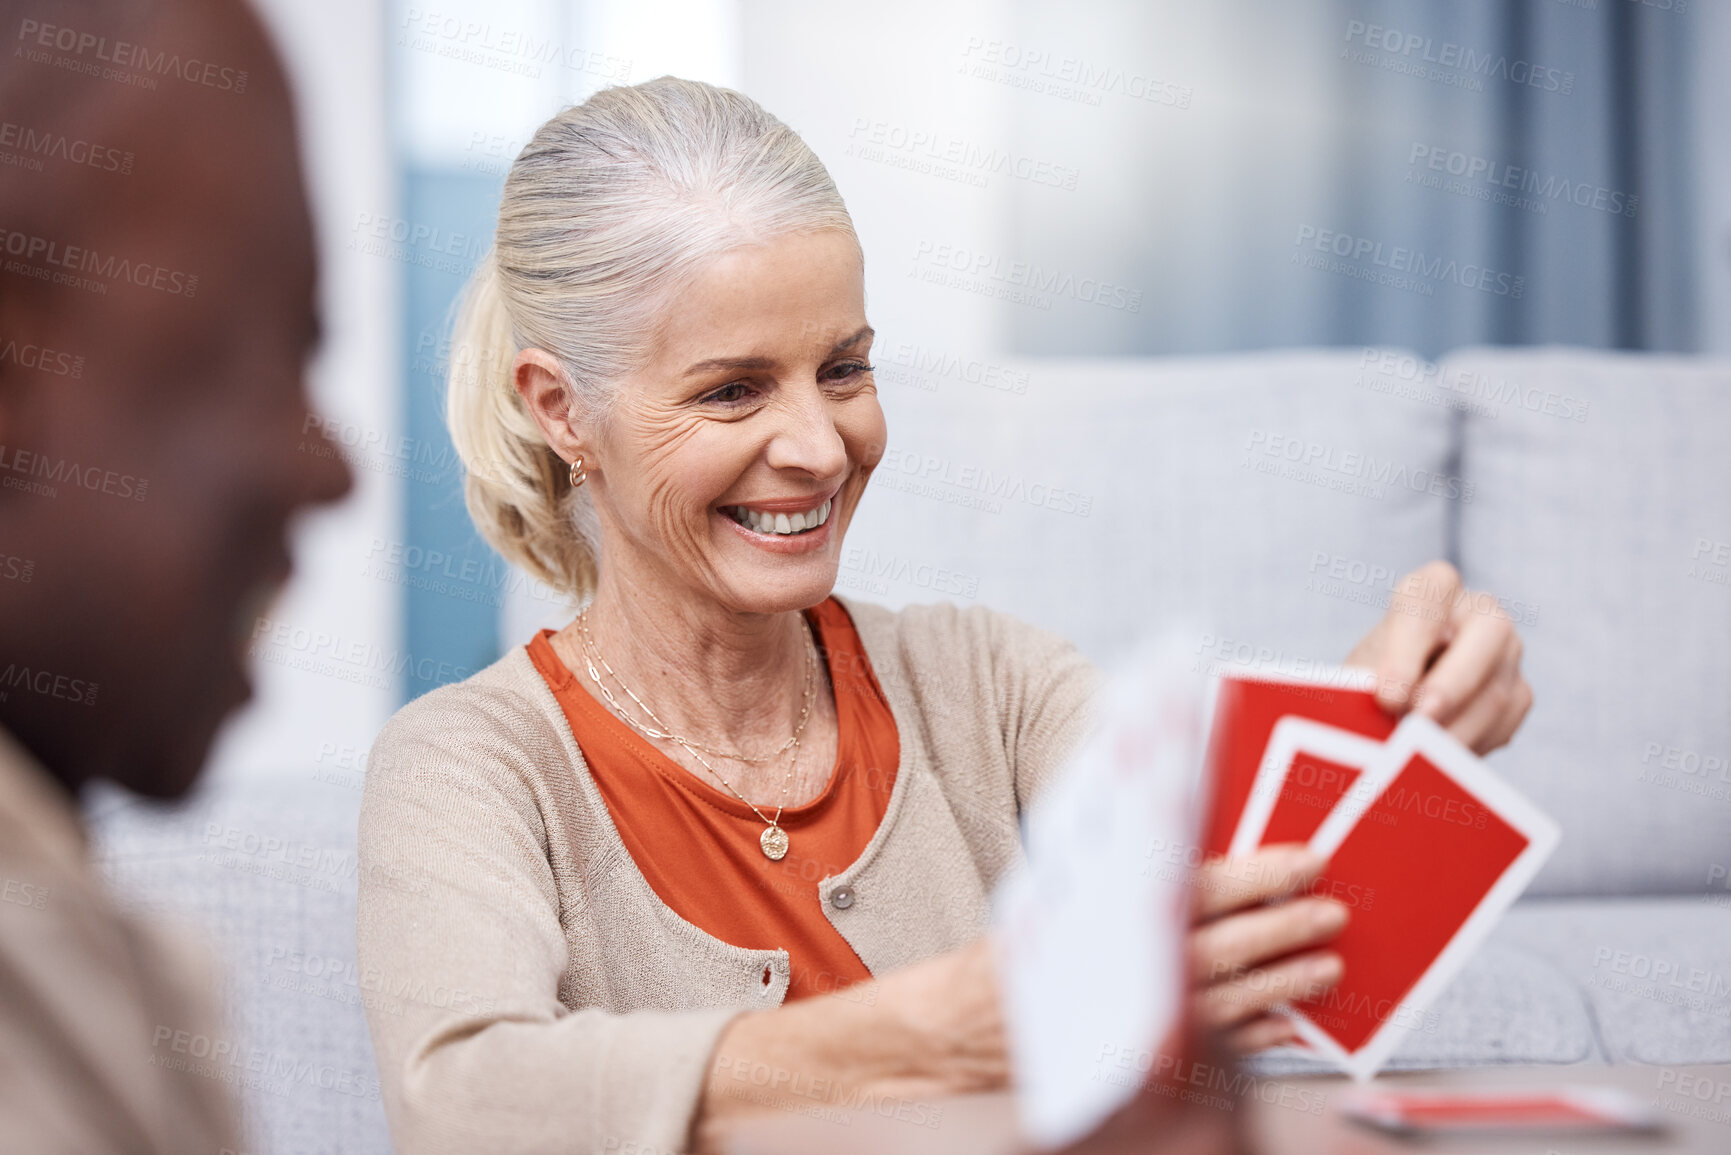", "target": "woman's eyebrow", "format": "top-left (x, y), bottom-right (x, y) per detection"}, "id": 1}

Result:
top-left (682, 354), bottom-right (777, 375)
top-left (680, 326), bottom-right (875, 376)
